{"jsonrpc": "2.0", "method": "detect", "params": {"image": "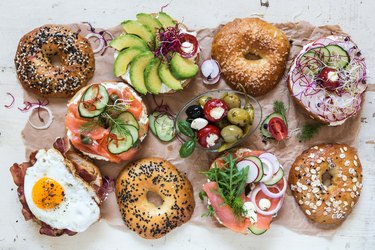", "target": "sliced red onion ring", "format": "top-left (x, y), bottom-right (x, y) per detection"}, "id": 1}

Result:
top-left (28, 106), bottom-right (54, 130)
top-left (201, 59), bottom-right (221, 84)
top-left (259, 153), bottom-right (280, 174)
top-left (85, 33), bottom-right (104, 54)
top-left (250, 186), bottom-right (283, 216)
top-left (259, 157), bottom-right (274, 183)
top-left (178, 33), bottom-right (198, 58)
top-left (259, 177), bottom-right (287, 199)
top-left (236, 160), bottom-right (259, 183)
